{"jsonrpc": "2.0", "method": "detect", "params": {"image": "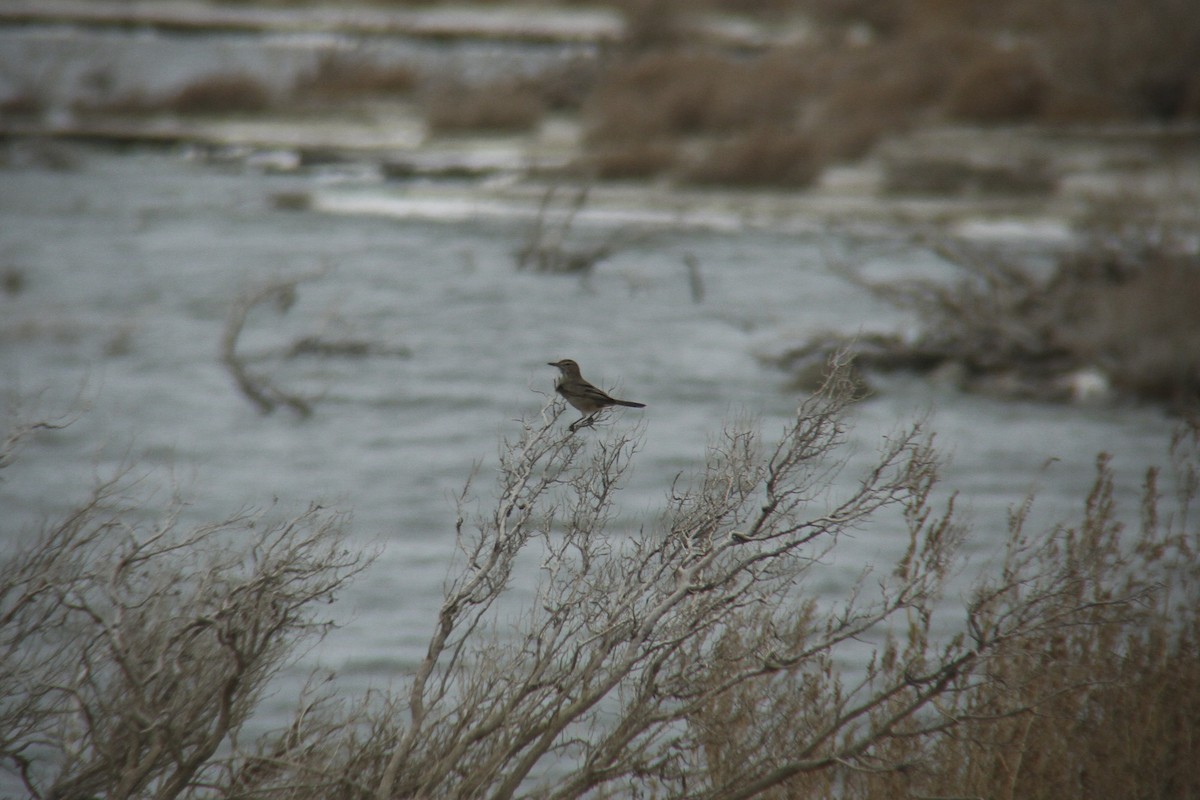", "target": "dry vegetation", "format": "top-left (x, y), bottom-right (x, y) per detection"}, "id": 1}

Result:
top-left (425, 80), bottom-right (547, 134)
top-left (0, 429), bottom-right (368, 798)
top-left (296, 52), bottom-right (420, 102)
top-left (4, 358), bottom-right (1199, 799)
top-left (772, 217), bottom-right (1200, 408)
top-left (42, 0), bottom-right (1198, 187)
top-left (168, 73), bottom-right (275, 115)
top-left (513, 185), bottom-right (615, 274)
top-left (70, 74), bottom-right (276, 118)
top-left (575, 0), bottom-right (1200, 184)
